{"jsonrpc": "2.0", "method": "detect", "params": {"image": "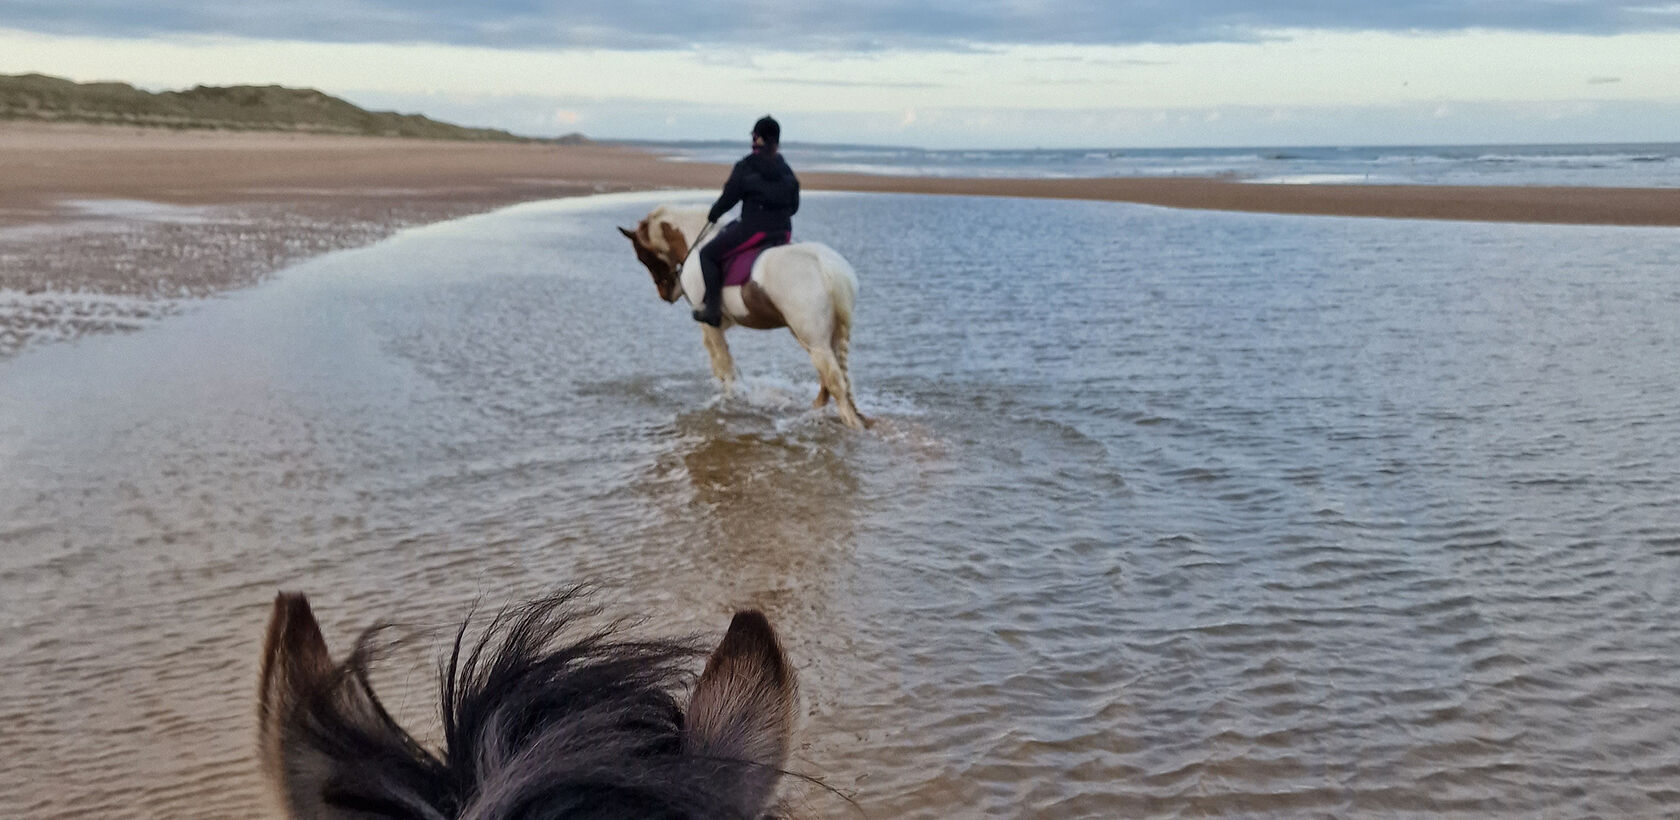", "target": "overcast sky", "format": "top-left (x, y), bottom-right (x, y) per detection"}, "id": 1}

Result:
top-left (2, 1), bottom-right (1678, 147)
